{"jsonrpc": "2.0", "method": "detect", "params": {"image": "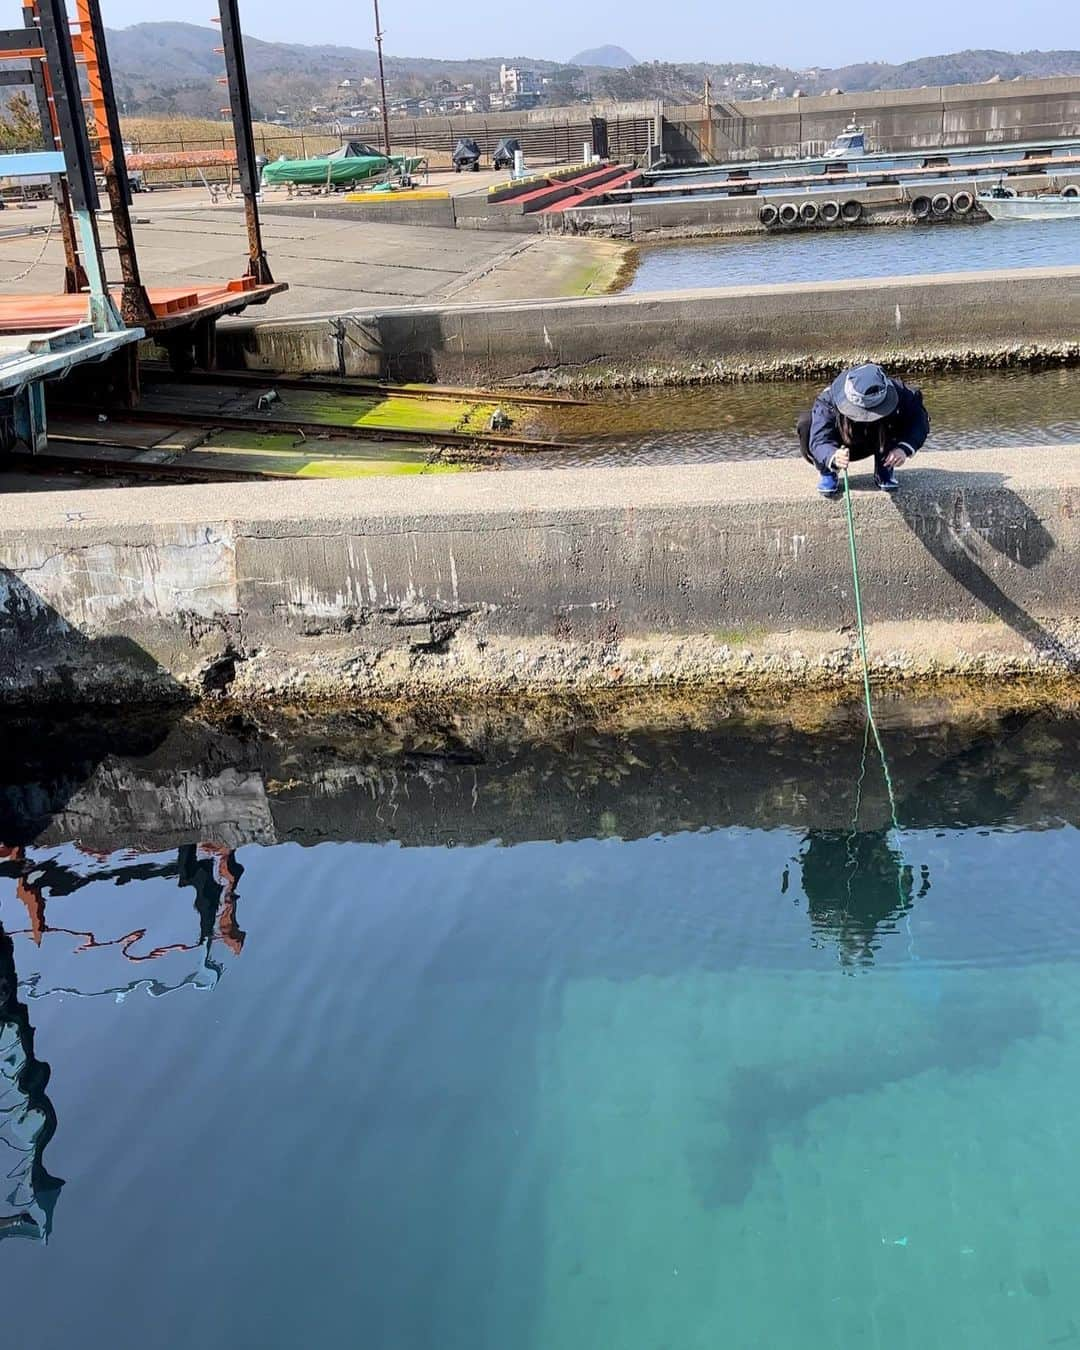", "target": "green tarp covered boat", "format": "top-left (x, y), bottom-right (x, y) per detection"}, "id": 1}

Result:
top-left (261, 141), bottom-right (424, 187)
